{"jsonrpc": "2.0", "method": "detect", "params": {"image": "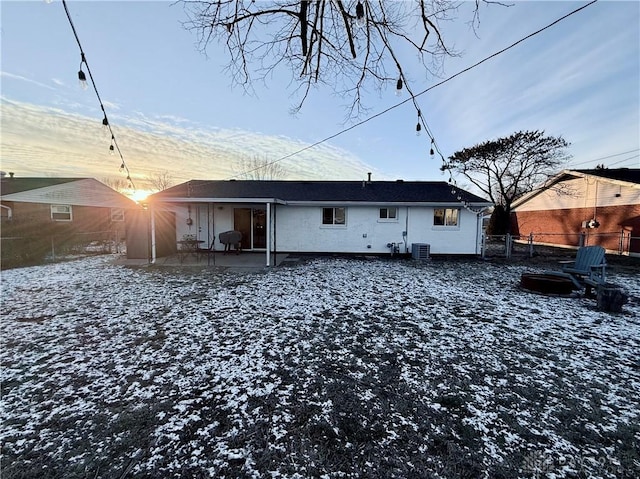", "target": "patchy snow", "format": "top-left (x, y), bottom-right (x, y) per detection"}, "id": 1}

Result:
top-left (1, 255), bottom-right (639, 478)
